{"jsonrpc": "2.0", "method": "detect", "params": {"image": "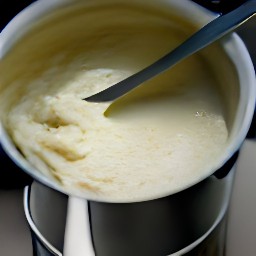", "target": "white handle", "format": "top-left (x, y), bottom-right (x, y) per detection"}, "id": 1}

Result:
top-left (63, 197), bottom-right (95, 256)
